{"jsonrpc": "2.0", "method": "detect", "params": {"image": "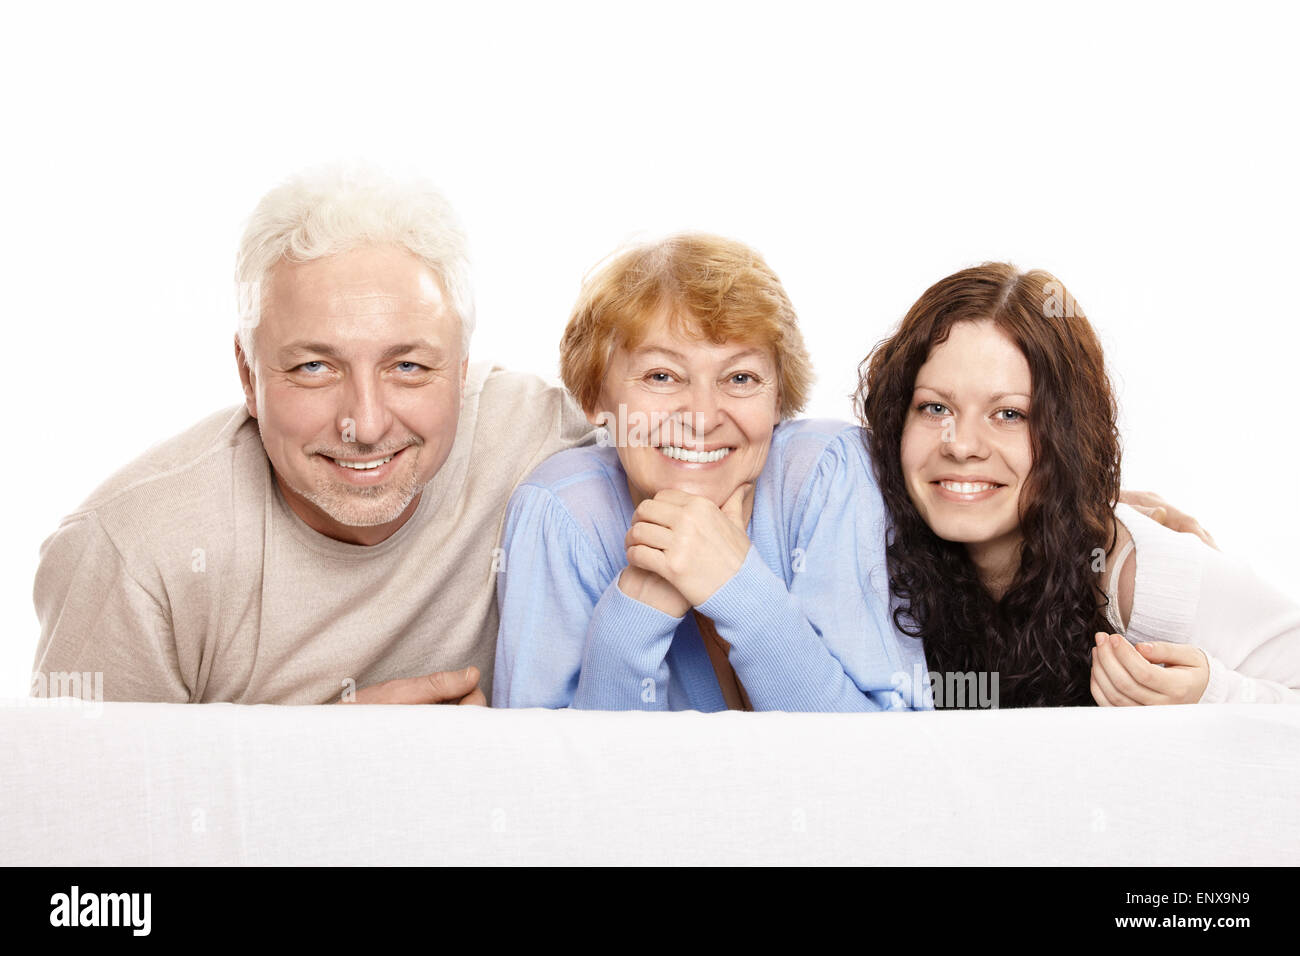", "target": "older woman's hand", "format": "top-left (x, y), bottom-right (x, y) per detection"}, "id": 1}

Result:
top-left (617, 564), bottom-right (692, 618)
top-left (625, 484), bottom-right (753, 608)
